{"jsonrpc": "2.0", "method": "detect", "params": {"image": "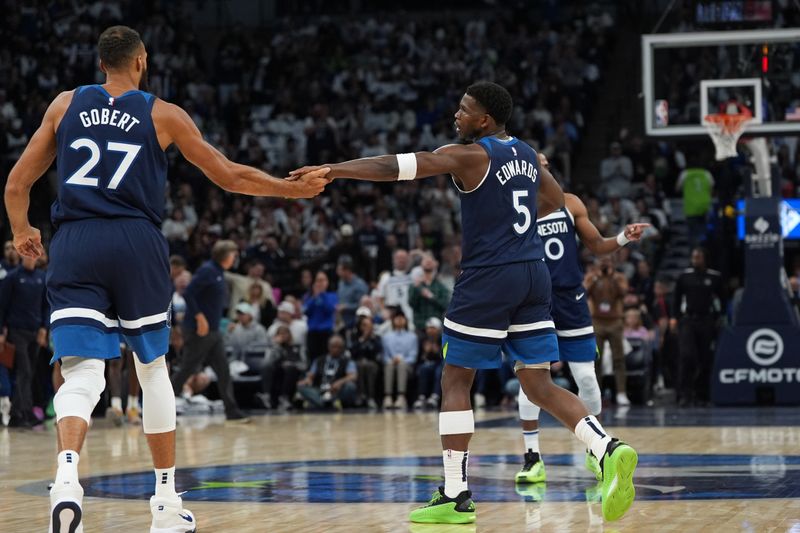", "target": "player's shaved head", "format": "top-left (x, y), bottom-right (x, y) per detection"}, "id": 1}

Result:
top-left (98, 25), bottom-right (143, 70)
top-left (466, 81), bottom-right (513, 126)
